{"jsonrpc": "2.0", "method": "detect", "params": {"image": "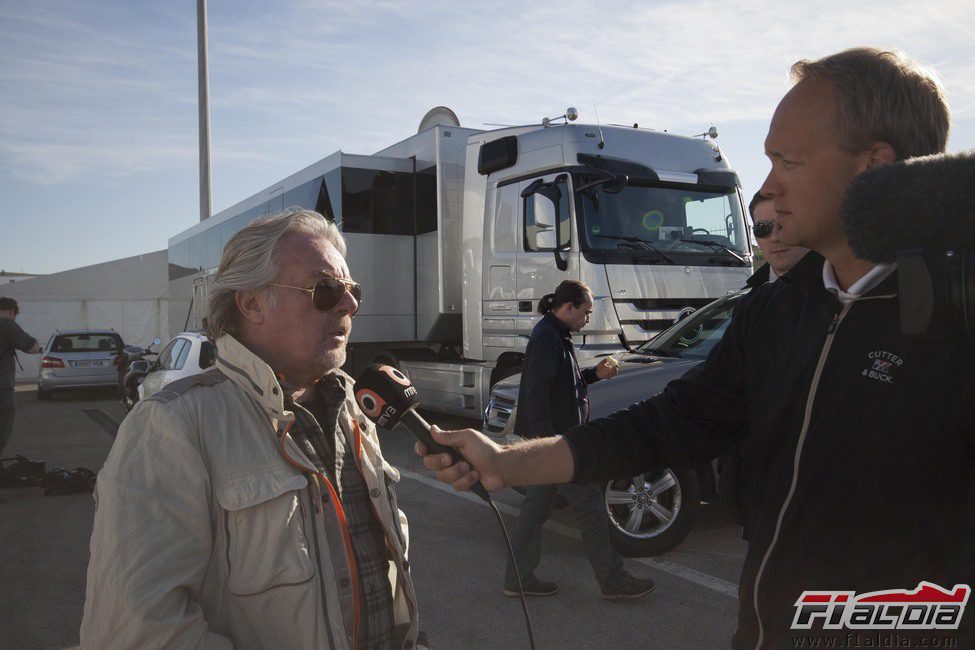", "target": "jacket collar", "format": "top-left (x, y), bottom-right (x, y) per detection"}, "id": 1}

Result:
top-left (745, 263), bottom-right (771, 289)
top-left (822, 261), bottom-right (897, 303)
top-left (776, 250), bottom-right (898, 302)
top-left (541, 311), bottom-right (572, 339)
top-left (214, 334), bottom-right (287, 418)
top-left (777, 250), bottom-right (827, 290)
